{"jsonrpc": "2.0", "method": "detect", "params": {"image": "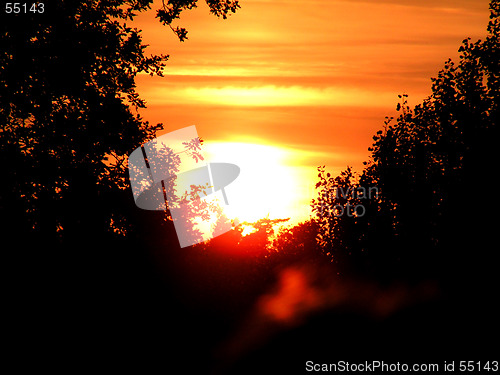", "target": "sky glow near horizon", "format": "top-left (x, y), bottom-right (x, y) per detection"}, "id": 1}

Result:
top-left (132, 0), bottom-right (491, 224)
